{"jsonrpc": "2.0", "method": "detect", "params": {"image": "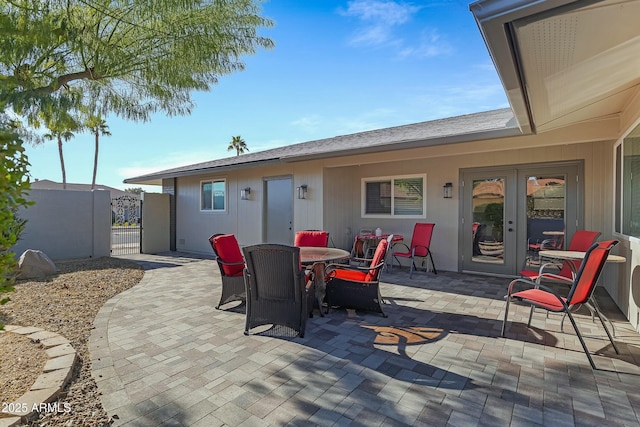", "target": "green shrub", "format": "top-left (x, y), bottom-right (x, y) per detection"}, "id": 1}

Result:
top-left (0, 118), bottom-right (33, 324)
